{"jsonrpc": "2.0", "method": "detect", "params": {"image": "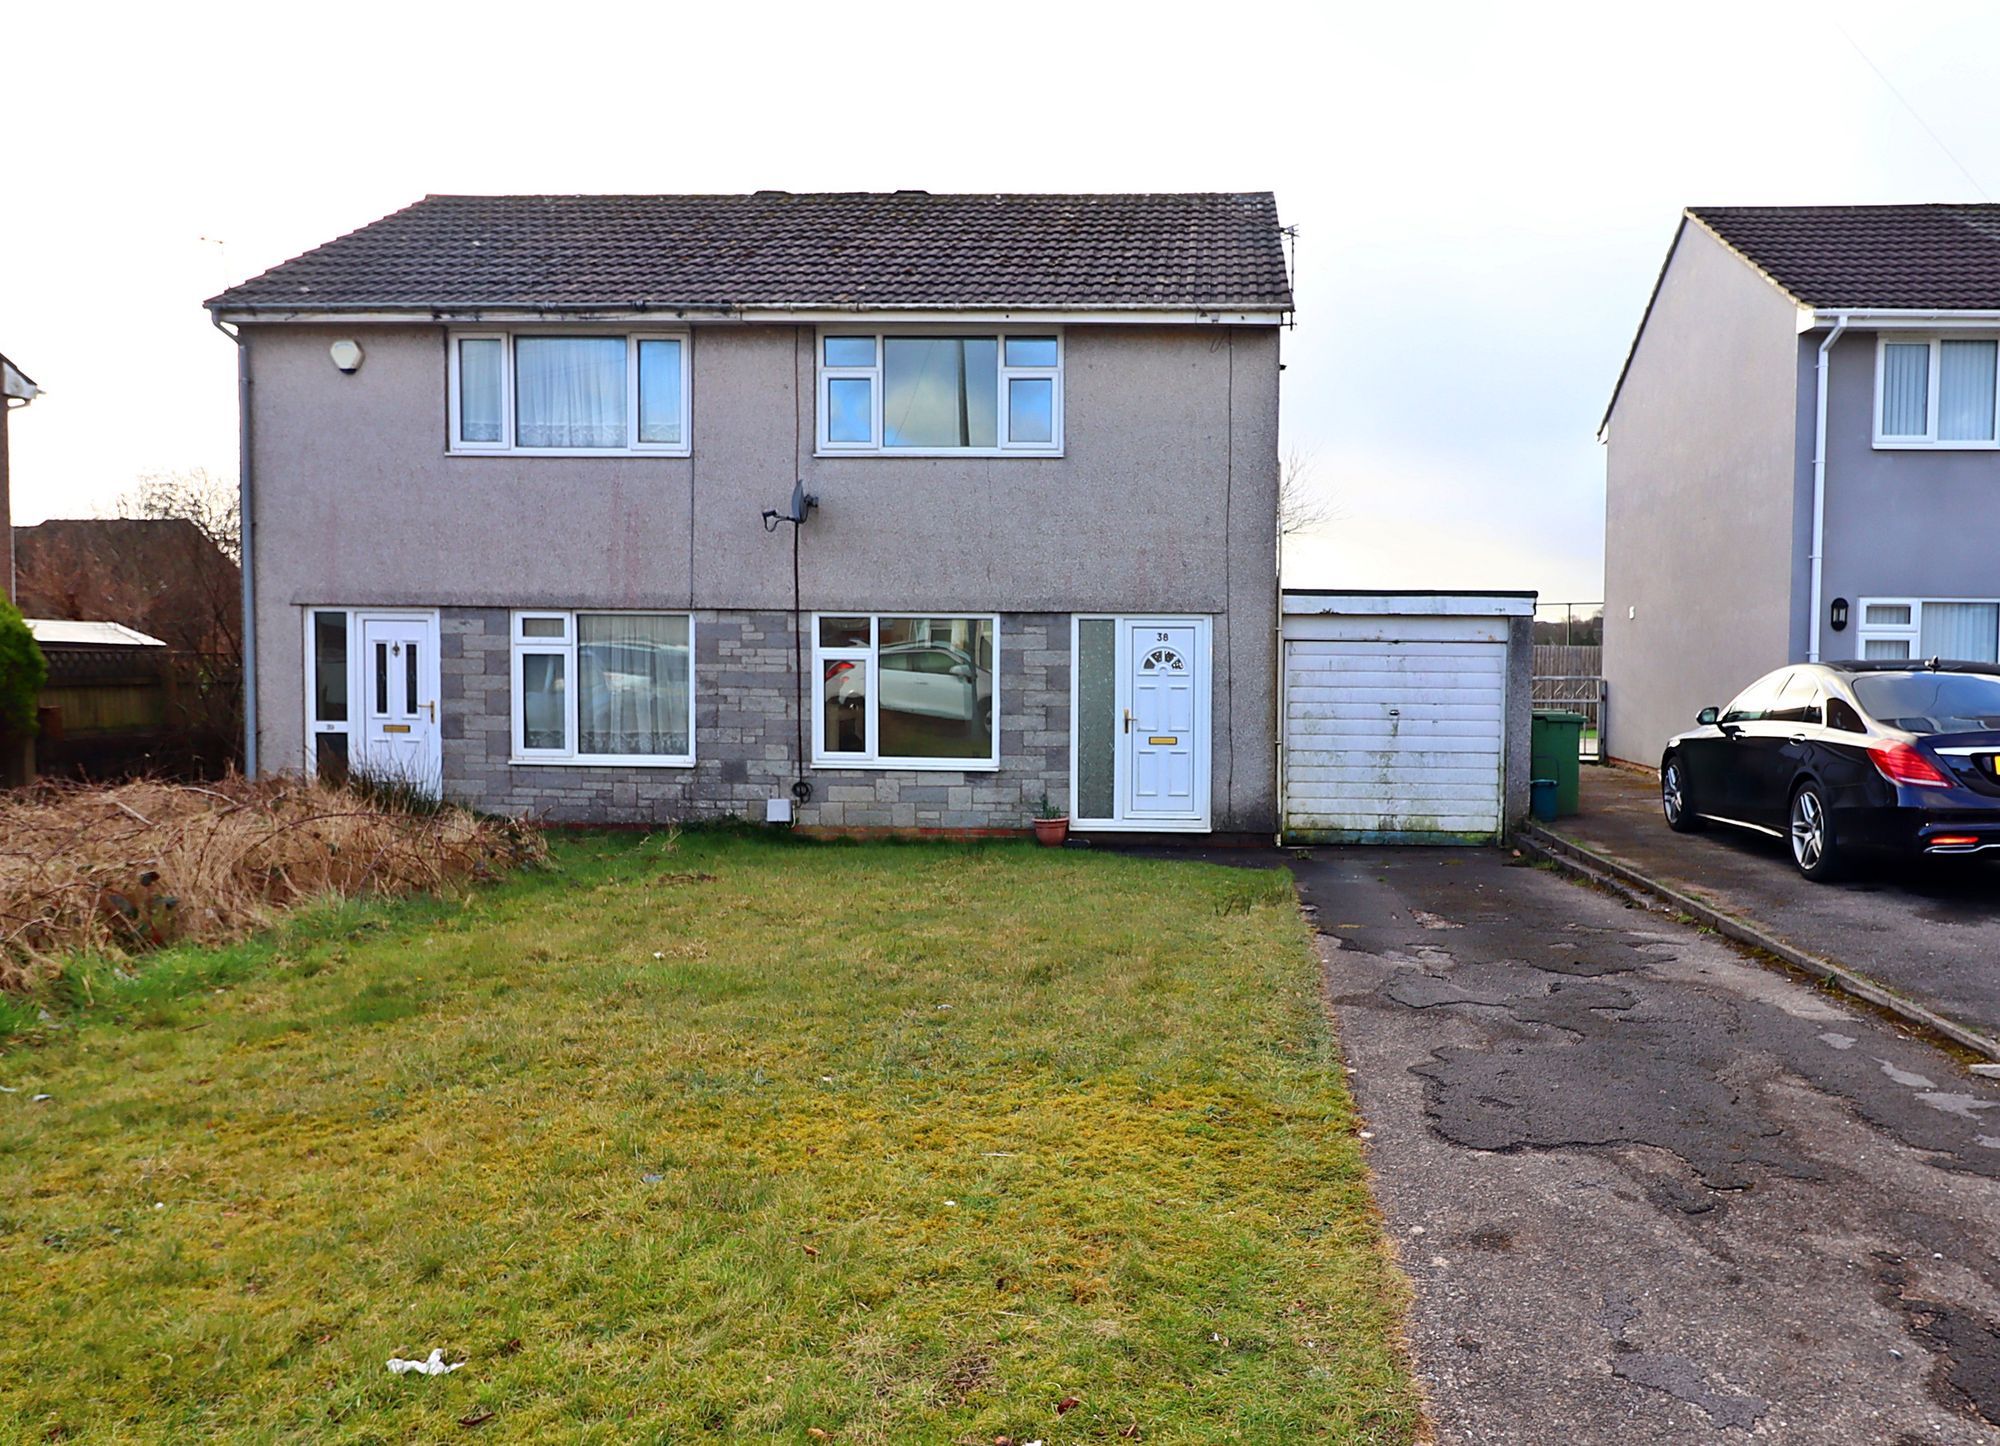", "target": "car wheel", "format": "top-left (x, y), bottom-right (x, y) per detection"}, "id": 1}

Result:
top-left (1662, 756), bottom-right (1704, 833)
top-left (1789, 781), bottom-right (1846, 882)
